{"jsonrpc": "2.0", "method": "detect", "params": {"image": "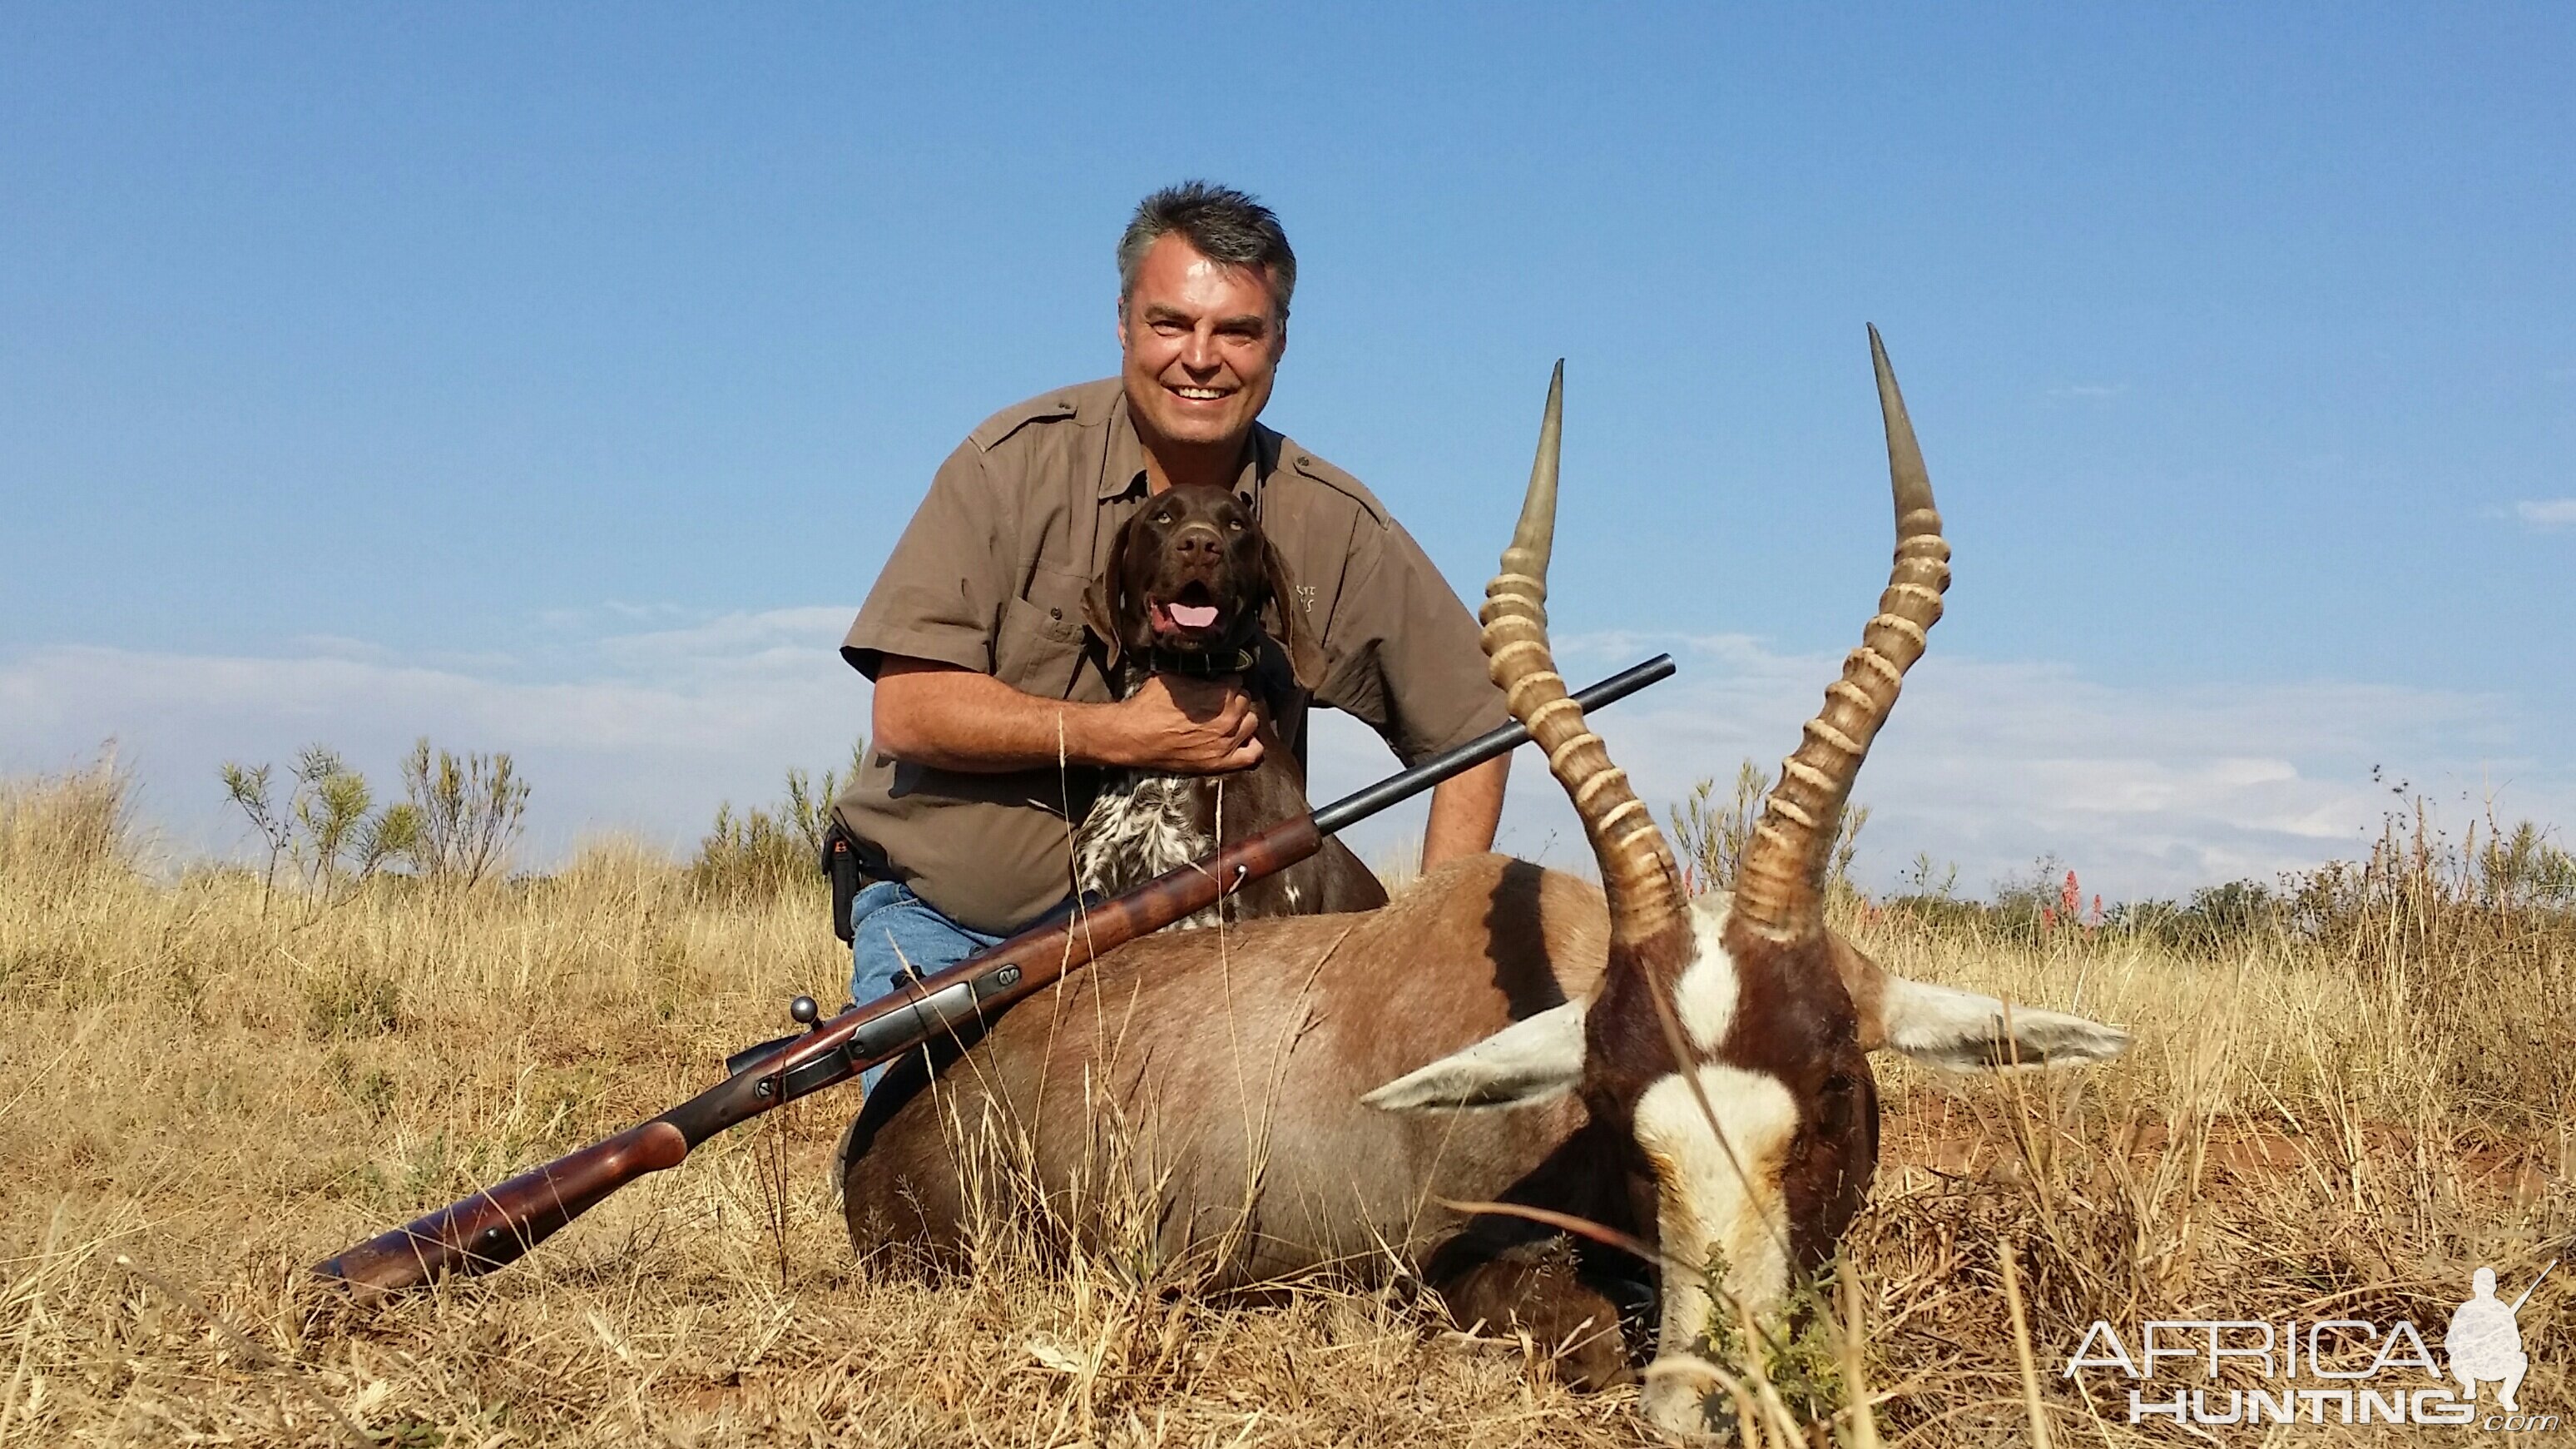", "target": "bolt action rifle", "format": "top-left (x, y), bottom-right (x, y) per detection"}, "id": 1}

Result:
top-left (312, 656), bottom-right (1675, 1298)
